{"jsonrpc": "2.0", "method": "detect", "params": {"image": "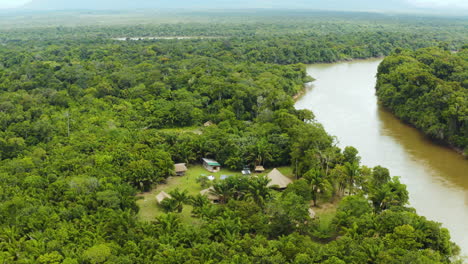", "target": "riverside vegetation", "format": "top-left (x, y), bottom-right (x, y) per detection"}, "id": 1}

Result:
top-left (376, 46), bottom-right (468, 155)
top-left (0, 11), bottom-right (466, 263)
